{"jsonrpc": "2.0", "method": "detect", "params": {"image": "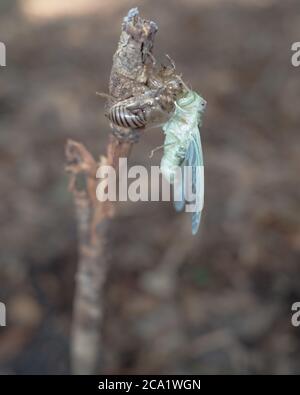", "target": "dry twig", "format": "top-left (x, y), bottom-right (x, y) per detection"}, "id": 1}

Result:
top-left (65, 8), bottom-right (157, 374)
